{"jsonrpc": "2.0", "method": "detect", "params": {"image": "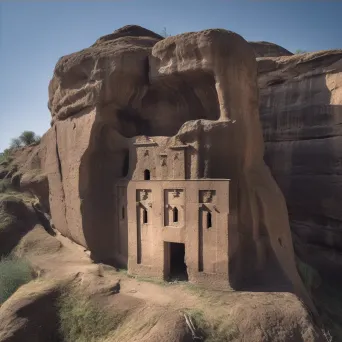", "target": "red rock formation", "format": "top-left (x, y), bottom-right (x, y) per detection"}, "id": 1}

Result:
top-left (38, 25), bottom-right (311, 305)
top-left (258, 50), bottom-right (342, 277)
